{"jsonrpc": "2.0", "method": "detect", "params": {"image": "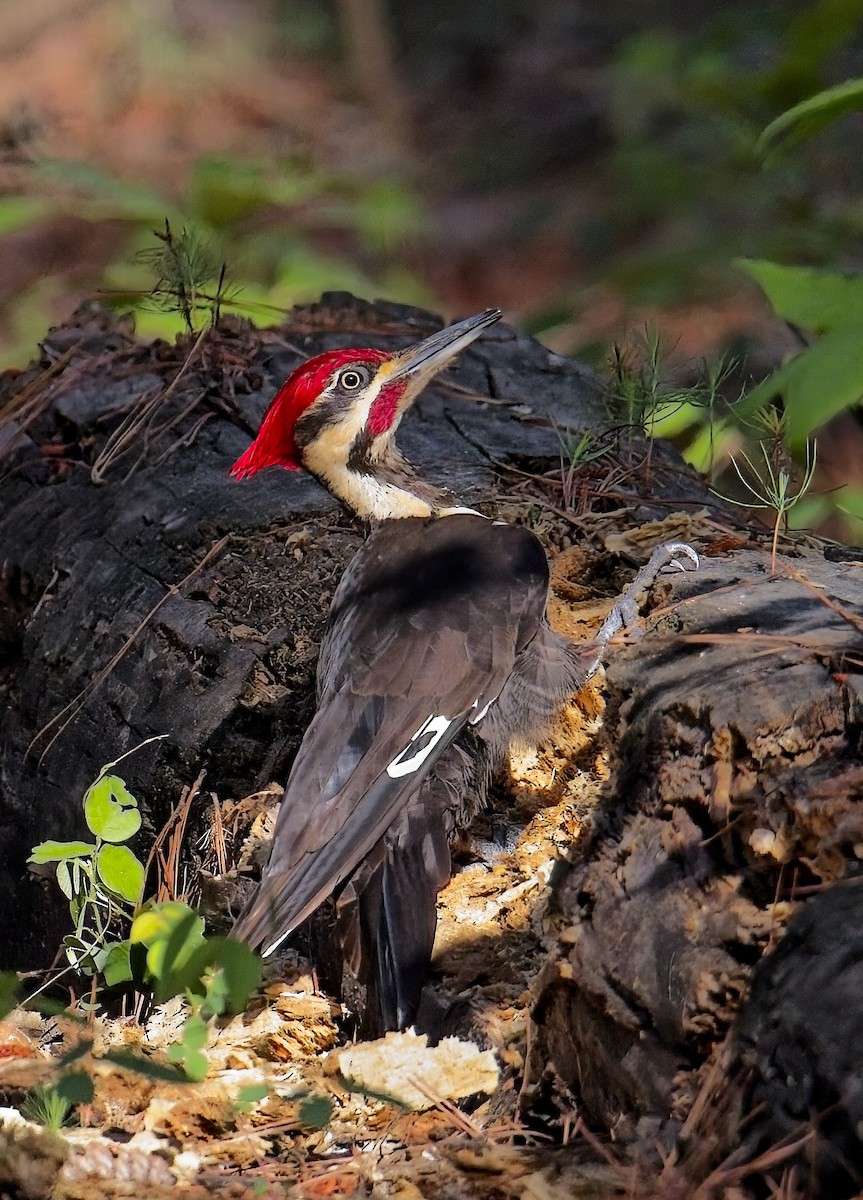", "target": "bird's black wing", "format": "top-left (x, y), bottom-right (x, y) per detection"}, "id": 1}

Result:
top-left (232, 514), bottom-right (549, 959)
